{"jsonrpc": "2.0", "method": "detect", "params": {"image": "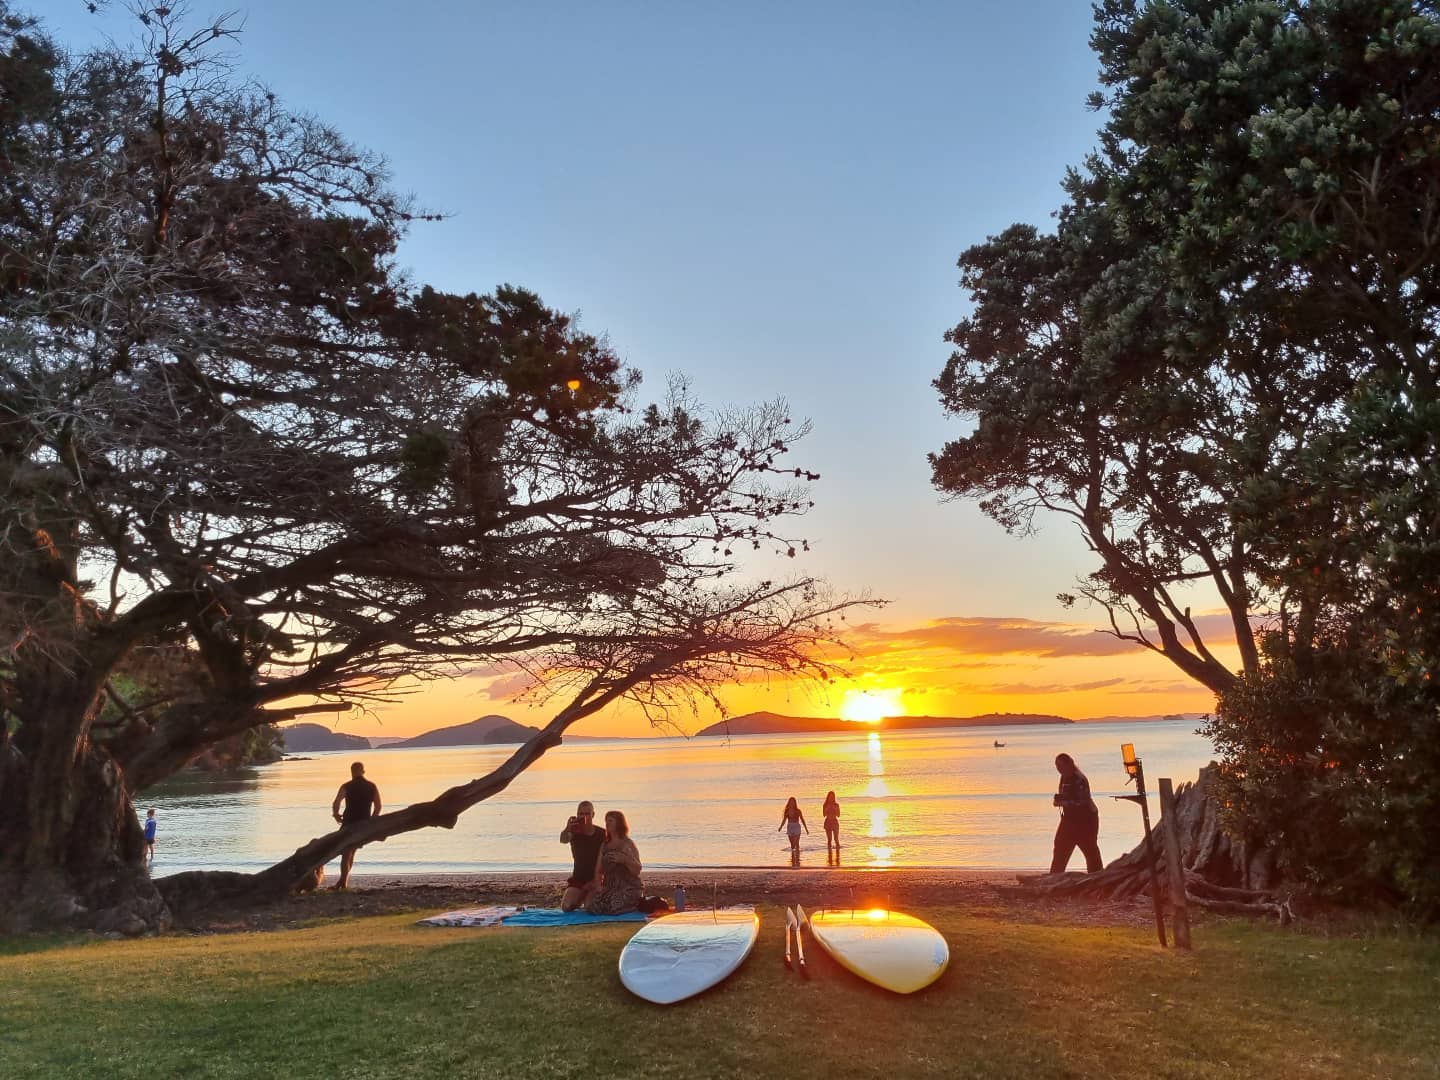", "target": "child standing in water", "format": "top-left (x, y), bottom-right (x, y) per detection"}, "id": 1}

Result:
top-left (778, 796), bottom-right (809, 856)
top-left (822, 791), bottom-right (840, 858)
top-left (143, 808), bottom-right (157, 862)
